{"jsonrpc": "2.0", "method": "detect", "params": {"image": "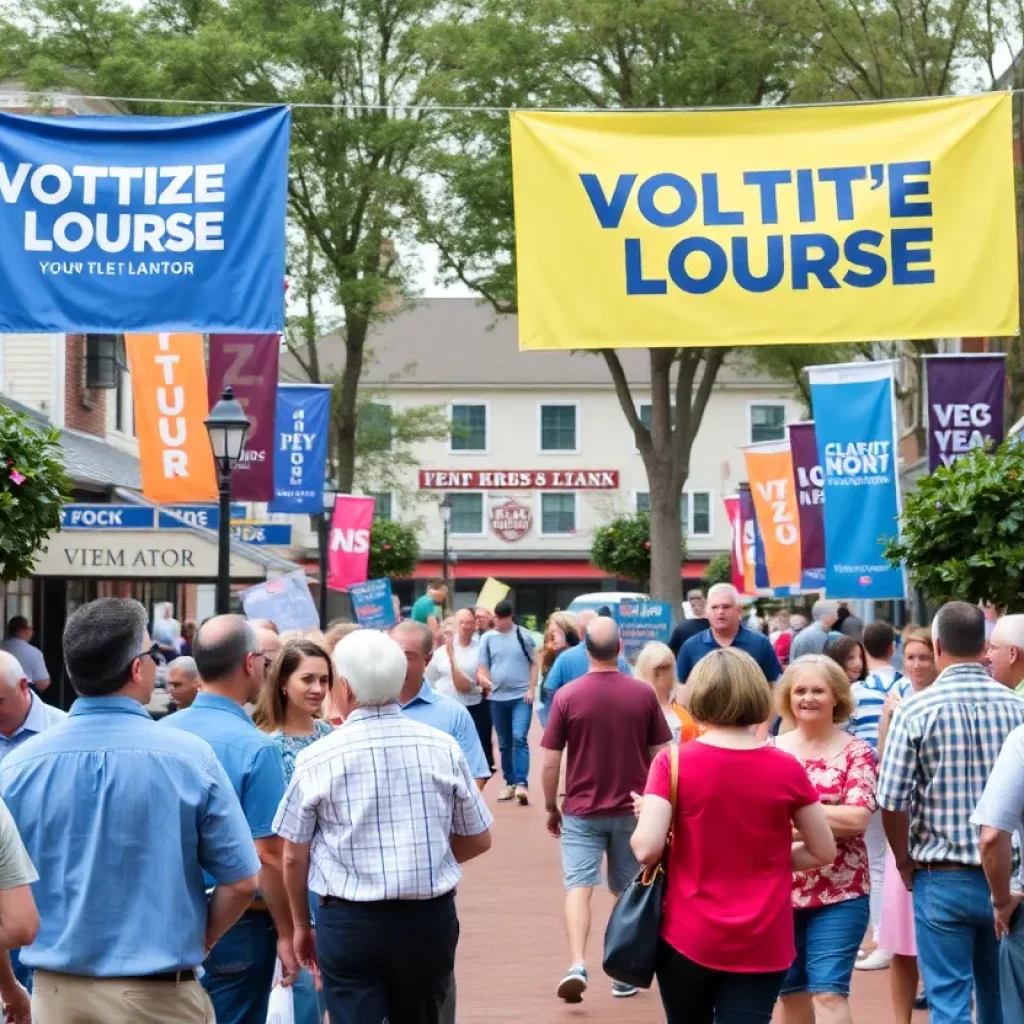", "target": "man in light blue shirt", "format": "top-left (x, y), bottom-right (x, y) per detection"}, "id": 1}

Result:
top-left (163, 616), bottom-right (293, 1024)
top-left (392, 623), bottom-right (491, 786)
top-left (477, 601), bottom-right (539, 805)
top-left (0, 598), bottom-right (260, 1024)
